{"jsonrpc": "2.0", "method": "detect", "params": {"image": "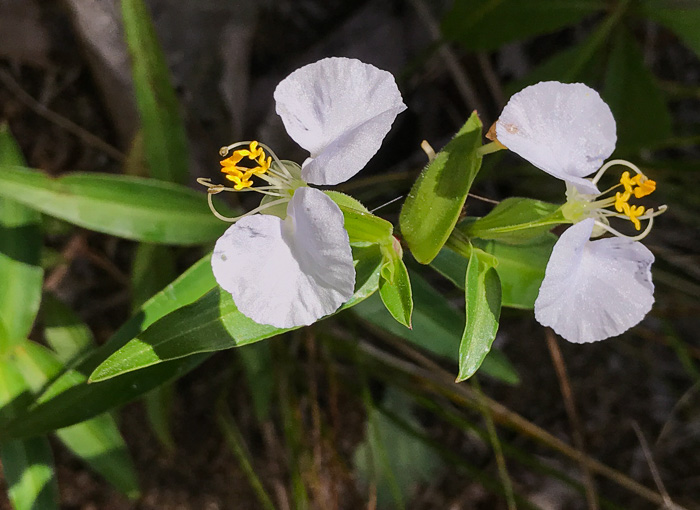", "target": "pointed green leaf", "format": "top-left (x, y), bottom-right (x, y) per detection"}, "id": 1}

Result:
top-left (400, 112), bottom-right (483, 264)
top-left (378, 256), bottom-right (413, 328)
top-left (10, 342), bottom-right (140, 498)
top-left (457, 248), bottom-right (502, 382)
top-left (121, 0), bottom-right (189, 184)
top-left (89, 244), bottom-right (384, 382)
top-left (461, 198), bottom-right (563, 243)
top-left (642, 0), bottom-right (700, 59)
top-left (0, 166), bottom-right (226, 245)
top-left (0, 127), bottom-right (42, 350)
top-left (603, 28), bottom-right (672, 150)
top-left (442, 0), bottom-right (604, 51)
top-left (238, 342), bottom-right (275, 422)
top-left (1, 438), bottom-right (58, 510)
top-left (0, 359), bottom-right (58, 510)
top-left (432, 234), bottom-right (555, 310)
top-left (42, 294), bottom-right (95, 364)
top-left (353, 270), bottom-right (518, 385)
top-left (131, 243), bottom-right (177, 310)
top-left (143, 384), bottom-right (176, 452)
top-left (0, 256), bottom-right (215, 440)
